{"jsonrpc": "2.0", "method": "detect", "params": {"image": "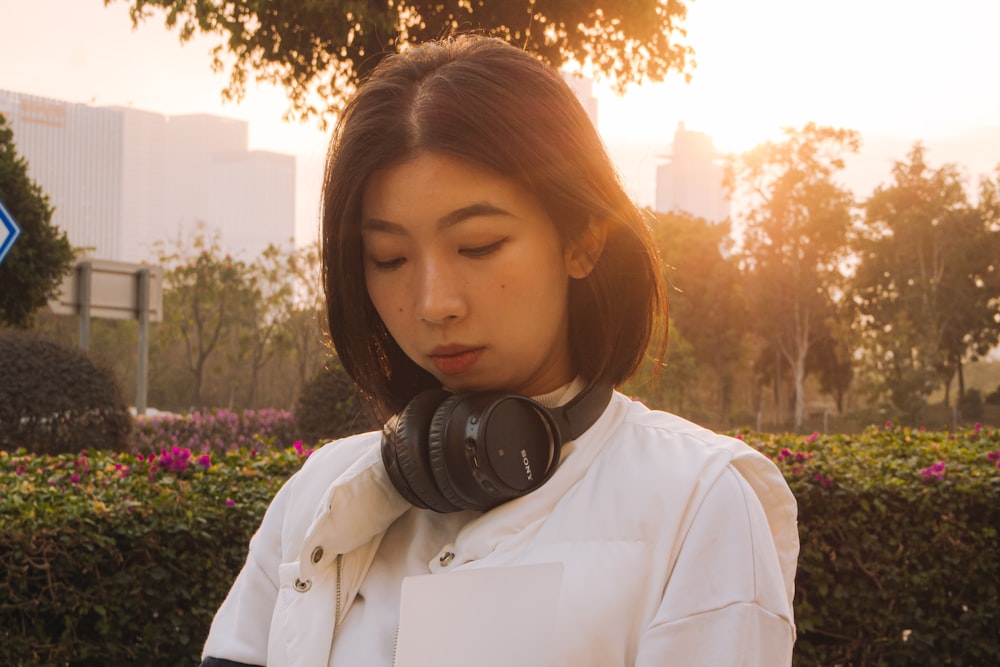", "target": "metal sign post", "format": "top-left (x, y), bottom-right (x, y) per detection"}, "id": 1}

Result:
top-left (77, 262), bottom-right (92, 351)
top-left (135, 268), bottom-right (151, 415)
top-left (50, 259), bottom-right (163, 415)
